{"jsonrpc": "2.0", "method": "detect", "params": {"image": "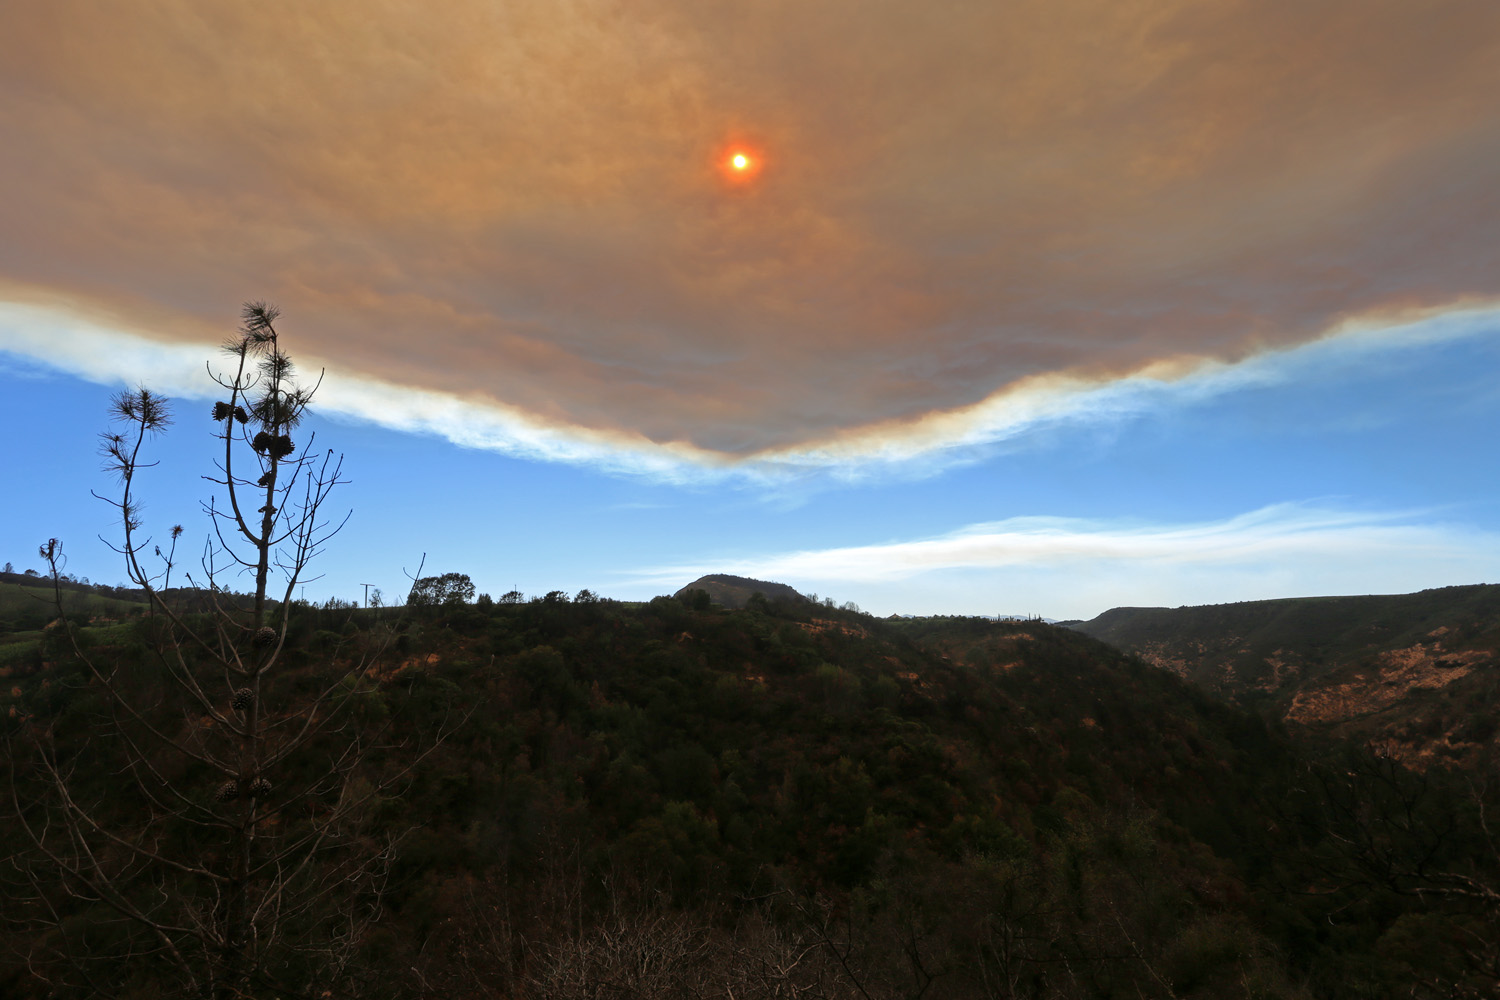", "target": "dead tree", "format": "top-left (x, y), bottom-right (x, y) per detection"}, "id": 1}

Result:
top-left (5, 304), bottom-right (446, 999)
top-left (1285, 750), bottom-right (1500, 996)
